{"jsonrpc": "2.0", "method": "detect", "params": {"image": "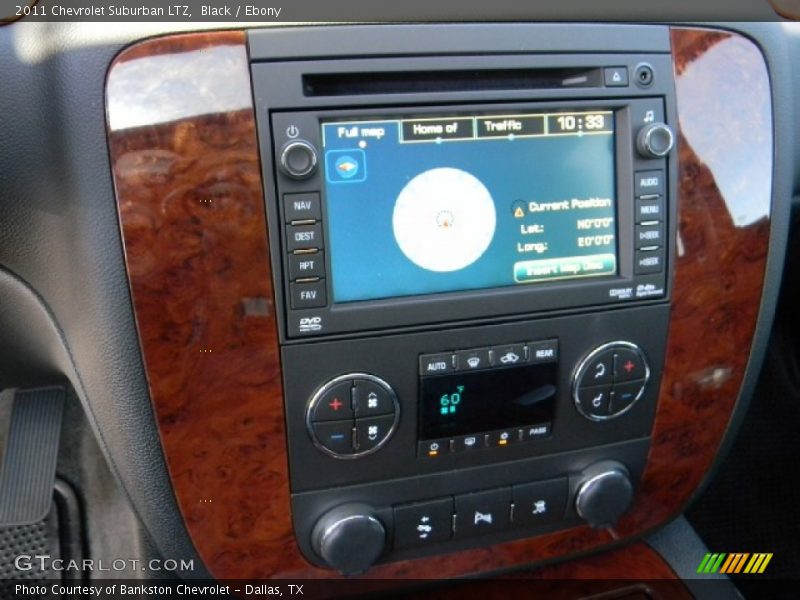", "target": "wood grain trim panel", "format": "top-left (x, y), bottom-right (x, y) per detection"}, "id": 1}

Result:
top-left (108, 27), bottom-right (771, 580)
